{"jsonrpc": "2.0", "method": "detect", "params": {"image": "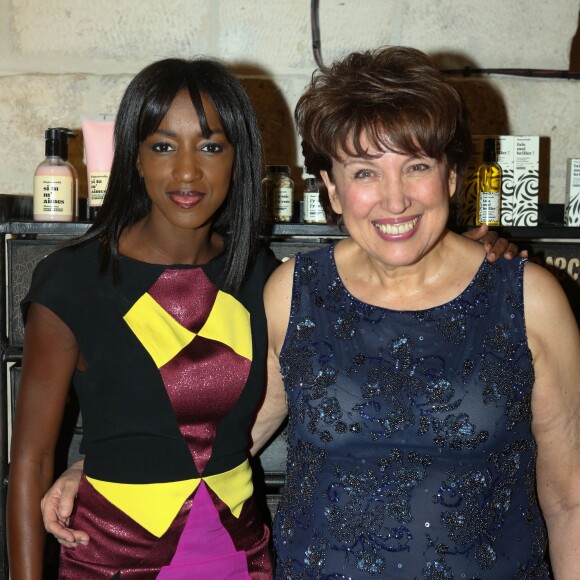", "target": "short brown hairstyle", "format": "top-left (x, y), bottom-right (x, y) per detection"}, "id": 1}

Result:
top-left (295, 46), bottom-right (472, 223)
